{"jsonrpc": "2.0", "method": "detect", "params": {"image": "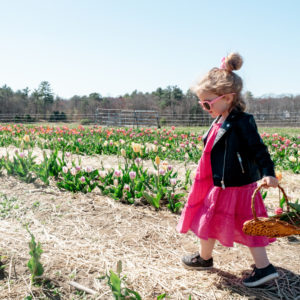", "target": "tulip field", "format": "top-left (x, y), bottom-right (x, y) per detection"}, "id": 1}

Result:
top-left (0, 123), bottom-right (299, 299)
